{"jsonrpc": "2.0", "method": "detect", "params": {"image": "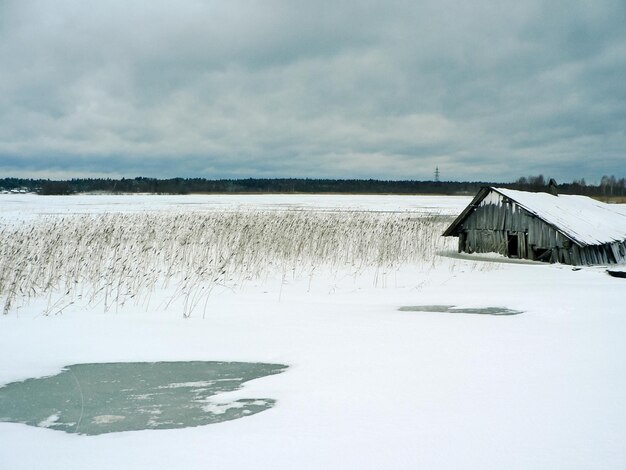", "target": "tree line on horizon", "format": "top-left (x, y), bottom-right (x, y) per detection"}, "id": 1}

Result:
top-left (0, 175), bottom-right (624, 197)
